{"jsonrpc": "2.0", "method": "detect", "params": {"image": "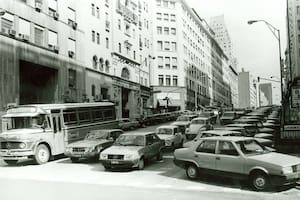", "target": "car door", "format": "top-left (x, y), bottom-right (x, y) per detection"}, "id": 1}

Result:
top-left (144, 135), bottom-right (154, 159)
top-left (193, 140), bottom-right (217, 171)
top-left (173, 127), bottom-right (181, 145)
top-left (215, 141), bottom-right (245, 175)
